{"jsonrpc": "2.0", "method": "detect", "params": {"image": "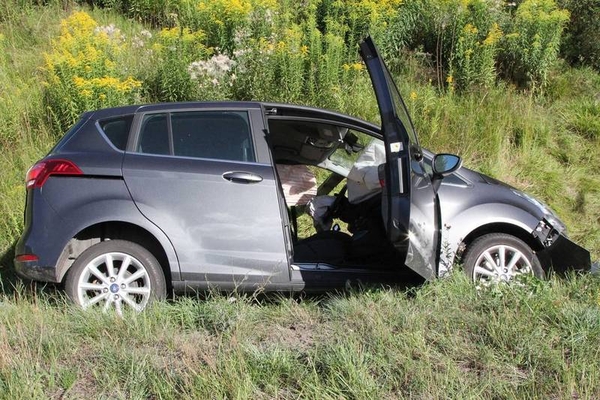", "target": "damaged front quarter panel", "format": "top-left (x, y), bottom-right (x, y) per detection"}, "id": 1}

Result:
top-left (533, 219), bottom-right (591, 274)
